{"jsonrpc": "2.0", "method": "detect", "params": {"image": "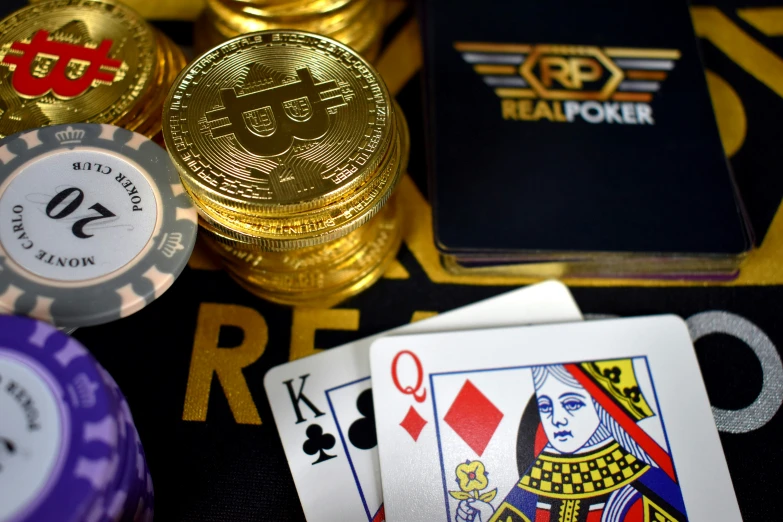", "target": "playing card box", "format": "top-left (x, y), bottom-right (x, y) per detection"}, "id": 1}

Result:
top-left (421, 0), bottom-right (752, 278)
